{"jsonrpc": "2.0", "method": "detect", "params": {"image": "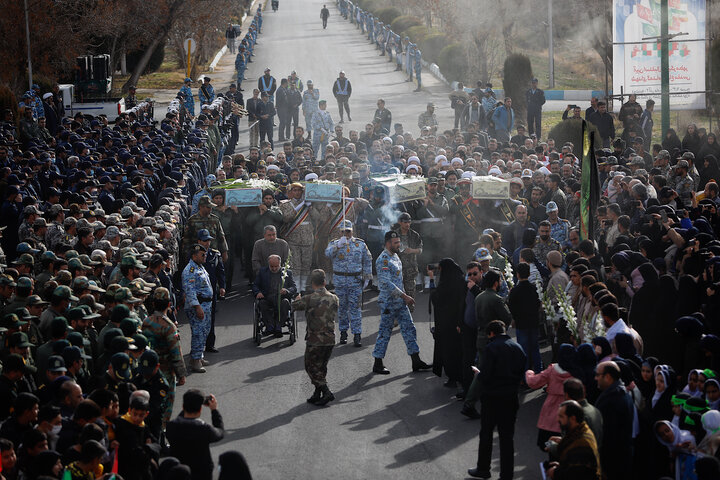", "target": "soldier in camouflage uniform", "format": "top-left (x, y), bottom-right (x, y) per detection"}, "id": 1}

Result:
top-left (141, 287), bottom-right (186, 426)
top-left (669, 159), bottom-right (694, 209)
top-left (45, 204), bottom-right (66, 251)
top-left (18, 205), bottom-right (41, 242)
top-left (182, 196), bottom-right (229, 266)
top-left (279, 183), bottom-right (319, 291)
top-left (391, 212), bottom-right (422, 309)
top-left (292, 269), bottom-right (339, 406)
top-left (134, 349), bottom-right (171, 440)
